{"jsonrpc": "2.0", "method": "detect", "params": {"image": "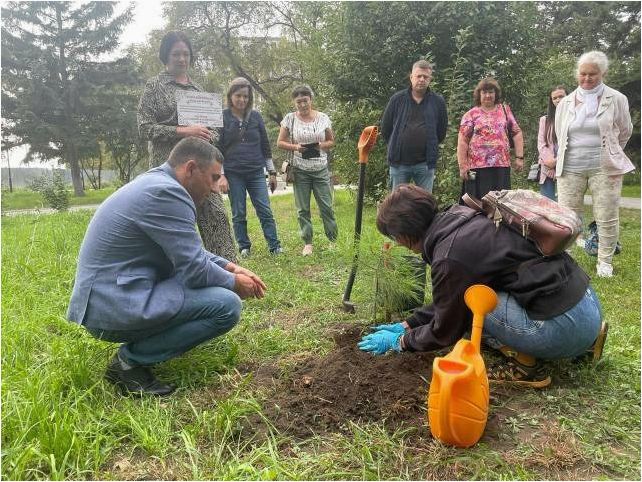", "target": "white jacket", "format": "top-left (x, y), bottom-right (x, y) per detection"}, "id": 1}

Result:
top-left (555, 84), bottom-right (634, 176)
